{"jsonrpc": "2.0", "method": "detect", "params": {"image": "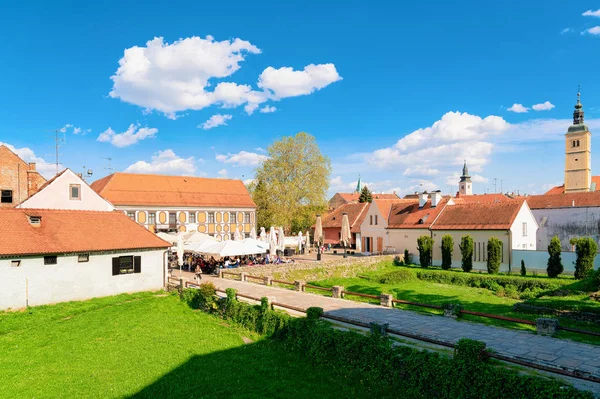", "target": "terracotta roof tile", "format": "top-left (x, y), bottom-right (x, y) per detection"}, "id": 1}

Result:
top-left (91, 172), bottom-right (256, 208)
top-left (0, 209), bottom-right (170, 257)
top-left (545, 176), bottom-right (600, 195)
top-left (322, 202), bottom-right (370, 232)
top-left (431, 200), bottom-right (524, 230)
top-left (335, 192), bottom-right (399, 203)
top-left (526, 191), bottom-right (600, 209)
top-left (387, 198), bottom-right (447, 229)
top-left (453, 193), bottom-right (514, 204)
top-left (374, 199), bottom-right (415, 223)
